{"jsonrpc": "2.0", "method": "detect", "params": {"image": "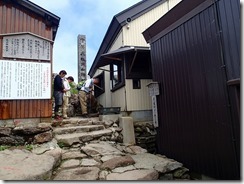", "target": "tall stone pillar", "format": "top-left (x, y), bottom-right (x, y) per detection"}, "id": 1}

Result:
top-left (77, 35), bottom-right (86, 82)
